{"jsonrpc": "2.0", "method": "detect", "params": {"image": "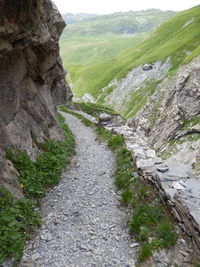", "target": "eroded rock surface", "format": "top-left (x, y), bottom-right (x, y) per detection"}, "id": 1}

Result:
top-left (0, 0), bottom-right (72, 198)
top-left (102, 60), bottom-right (171, 114)
top-left (128, 56), bottom-right (200, 174)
